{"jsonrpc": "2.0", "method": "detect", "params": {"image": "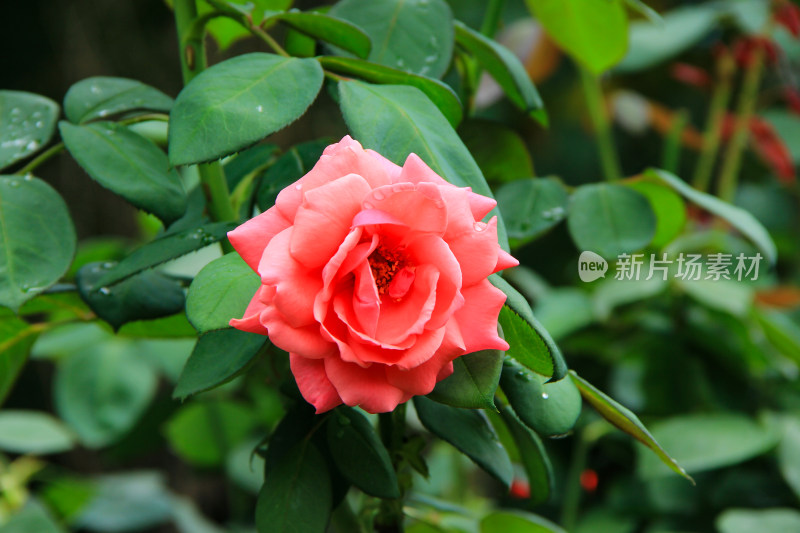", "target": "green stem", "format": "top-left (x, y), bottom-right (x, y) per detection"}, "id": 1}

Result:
top-left (579, 66), bottom-right (622, 182)
top-left (716, 46), bottom-right (765, 202)
top-left (661, 108), bottom-right (688, 174)
top-left (18, 143), bottom-right (65, 175)
top-left (174, 0), bottom-right (236, 253)
top-left (480, 0), bottom-right (505, 38)
top-left (560, 429), bottom-right (590, 531)
top-left (376, 404), bottom-right (408, 533)
top-left (692, 52), bottom-right (734, 192)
